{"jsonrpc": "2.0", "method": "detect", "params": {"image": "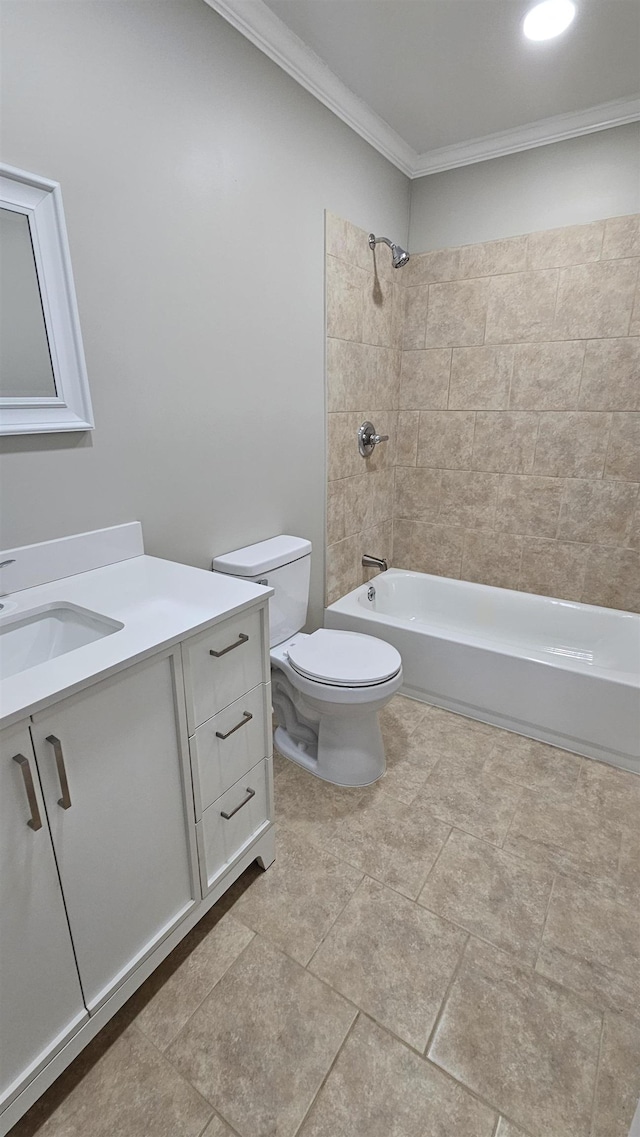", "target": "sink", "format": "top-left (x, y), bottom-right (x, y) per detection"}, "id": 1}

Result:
top-left (0, 603), bottom-right (124, 680)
